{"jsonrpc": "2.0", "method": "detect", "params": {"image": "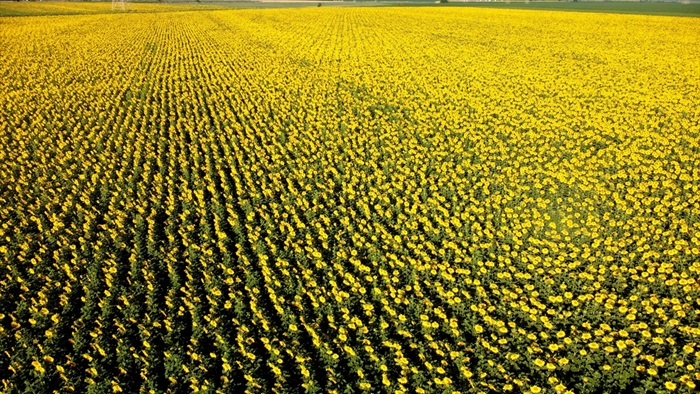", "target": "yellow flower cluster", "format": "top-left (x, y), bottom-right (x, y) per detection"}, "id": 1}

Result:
top-left (0, 4), bottom-right (699, 394)
top-left (0, 1), bottom-right (215, 17)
